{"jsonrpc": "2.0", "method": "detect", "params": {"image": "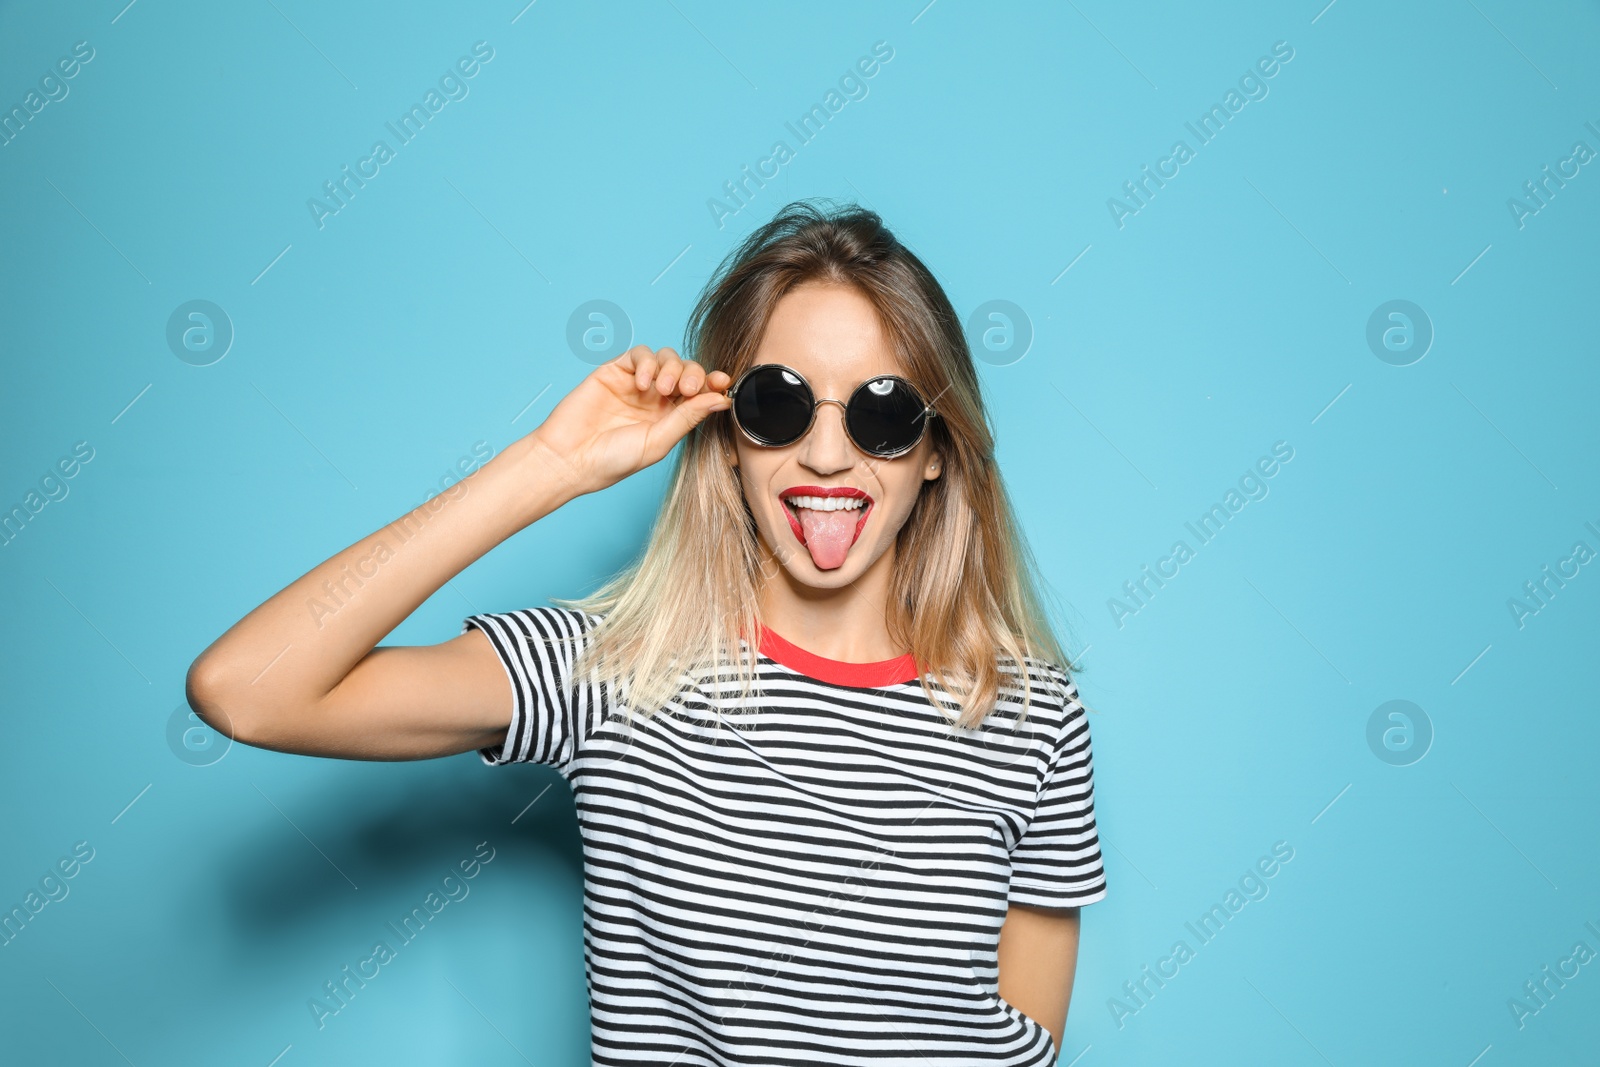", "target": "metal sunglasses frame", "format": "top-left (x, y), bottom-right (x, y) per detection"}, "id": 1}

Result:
top-left (722, 362), bottom-right (940, 460)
